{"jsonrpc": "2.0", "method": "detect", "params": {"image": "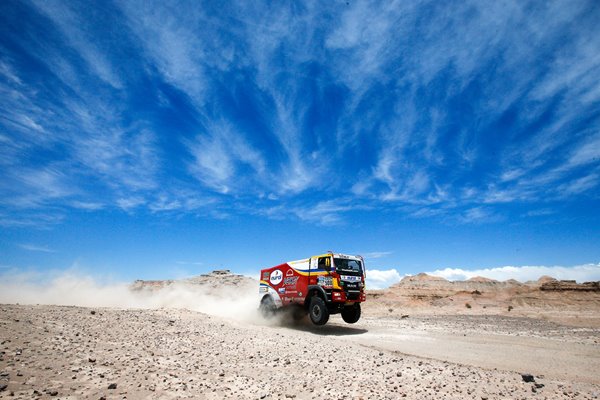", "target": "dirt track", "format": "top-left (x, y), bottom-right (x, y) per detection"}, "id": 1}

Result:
top-left (1, 304), bottom-right (599, 399)
top-left (344, 315), bottom-right (600, 384)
